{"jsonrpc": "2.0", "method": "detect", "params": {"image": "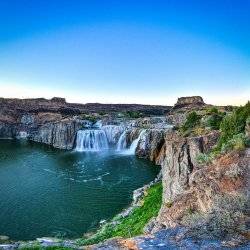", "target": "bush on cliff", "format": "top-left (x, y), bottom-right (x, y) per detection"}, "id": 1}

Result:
top-left (206, 112), bottom-right (224, 130)
top-left (124, 111), bottom-right (143, 118)
top-left (217, 101), bottom-right (250, 150)
top-left (77, 182), bottom-right (162, 246)
top-left (181, 111), bottom-right (201, 135)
